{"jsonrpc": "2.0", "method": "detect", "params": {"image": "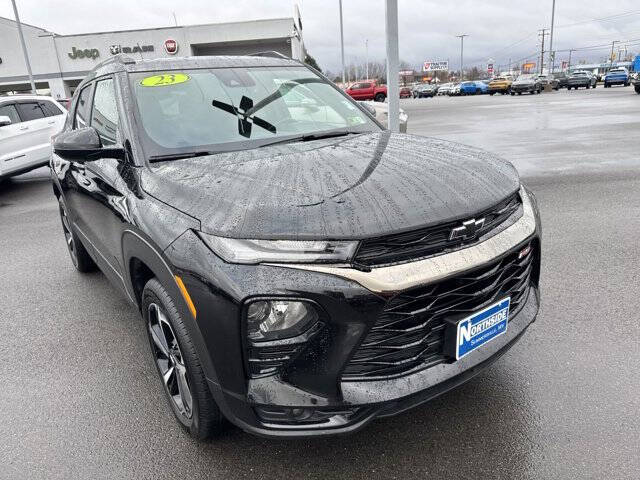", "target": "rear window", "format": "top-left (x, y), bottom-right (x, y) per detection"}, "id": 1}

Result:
top-left (39, 100), bottom-right (63, 117)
